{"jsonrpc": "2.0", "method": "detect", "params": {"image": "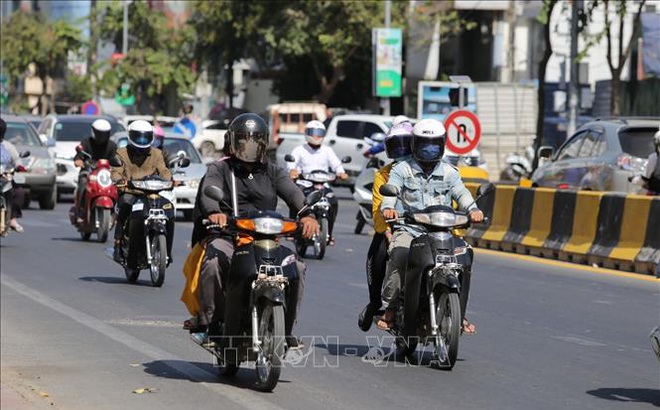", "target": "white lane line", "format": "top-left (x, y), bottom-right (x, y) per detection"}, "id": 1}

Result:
top-left (0, 275), bottom-right (285, 410)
